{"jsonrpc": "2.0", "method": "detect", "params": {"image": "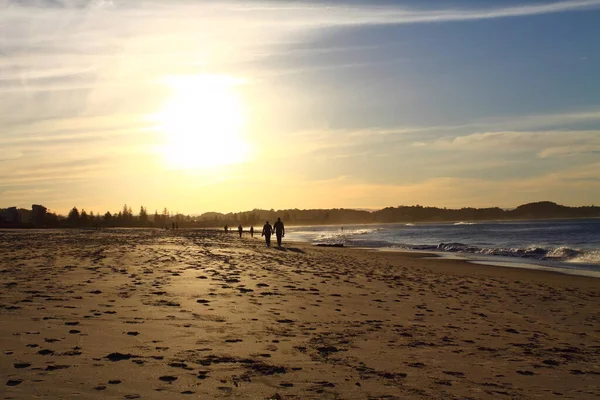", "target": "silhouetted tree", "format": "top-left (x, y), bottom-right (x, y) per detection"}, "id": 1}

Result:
top-left (68, 207), bottom-right (80, 225)
top-left (139, 206), bottom-right (148, 225)
top-left (80, 209), bottom-right (89, 226)
top-left (162, 207), bottom-right (169, 225)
